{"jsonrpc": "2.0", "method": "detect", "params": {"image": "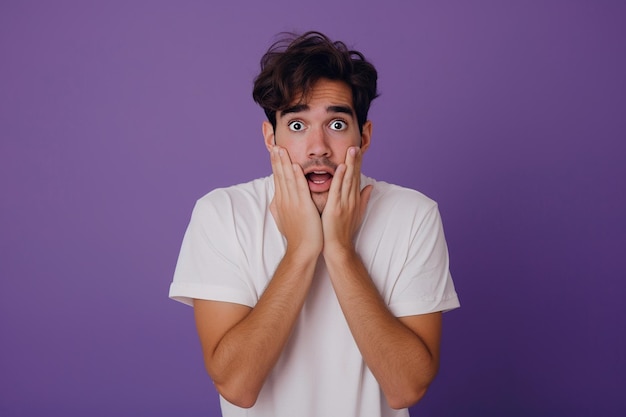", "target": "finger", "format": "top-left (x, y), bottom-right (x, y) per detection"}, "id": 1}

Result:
top-left (353, 145), bottom-right (364, 175)
top-left (328, 163), bottom-right (346, 205)
top-left (277, 147), bottom-right (301, 198)
top-left (342, 147), bottom-right (359, 205)
top-left (352, 147), bottom-right (364, 201)
top-left (271, 146), bottom-right (287, 199)
top-left (270, 146), bottom-right (281, 186)
top-left (291, 163), bottom-right (310, 196)
top-left (278, 148), bottom-right (305, 204)
top-left (350, 146), bottom-right (364, 184)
